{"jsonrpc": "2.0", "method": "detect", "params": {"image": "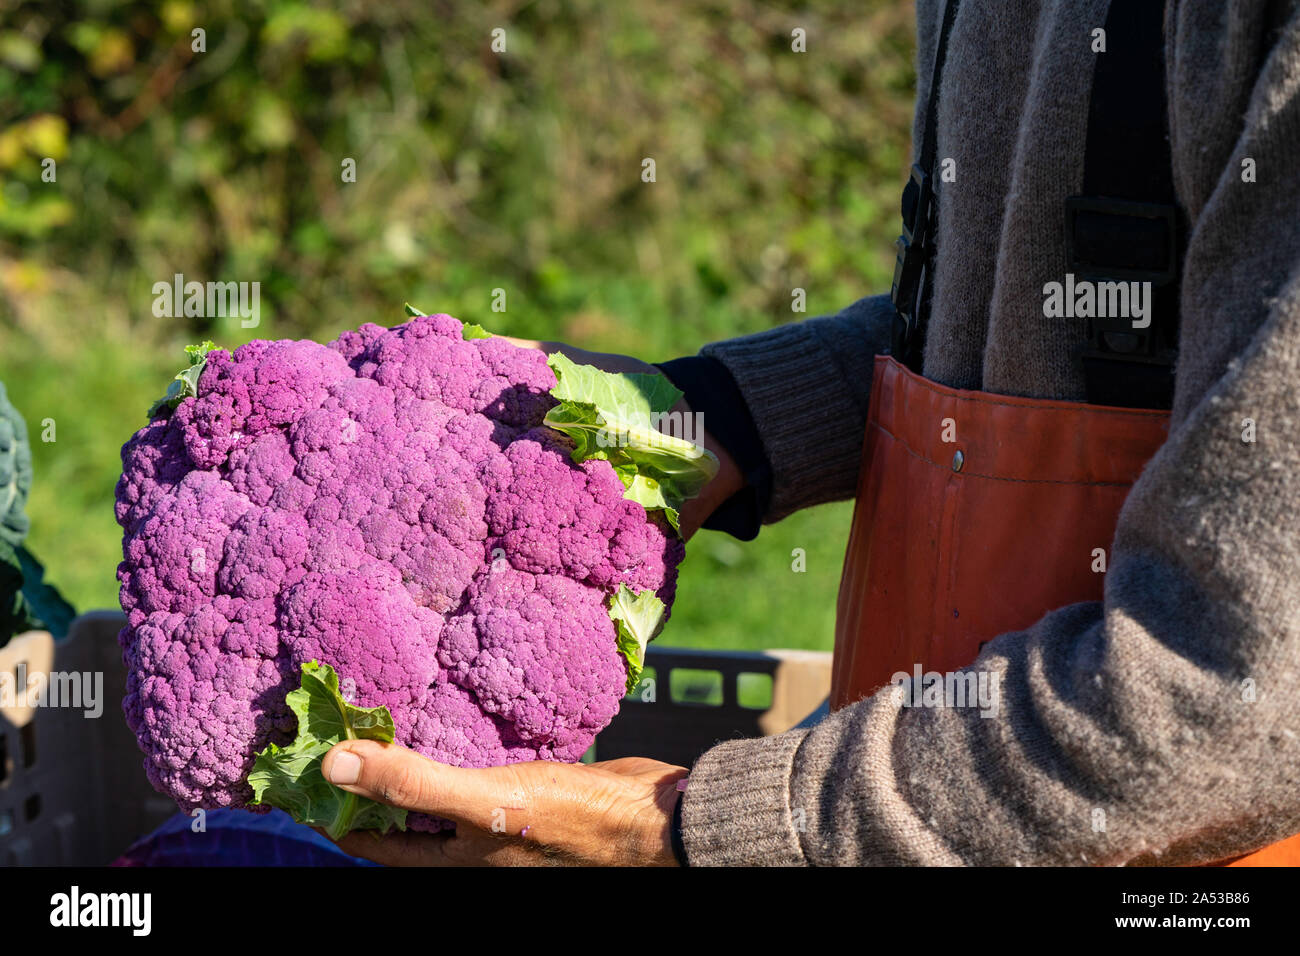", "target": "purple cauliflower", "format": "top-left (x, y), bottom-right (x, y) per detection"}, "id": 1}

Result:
top-left (115, 314), bottom-right (712, 832)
